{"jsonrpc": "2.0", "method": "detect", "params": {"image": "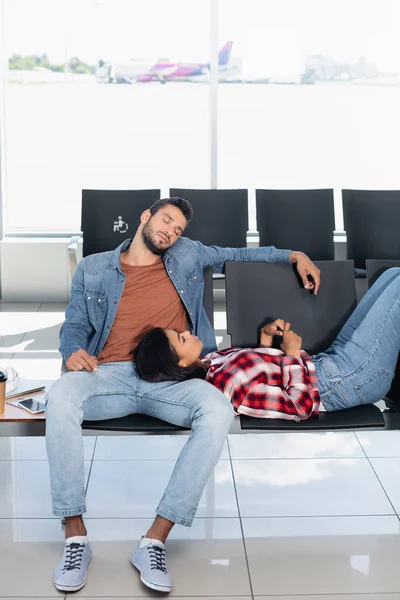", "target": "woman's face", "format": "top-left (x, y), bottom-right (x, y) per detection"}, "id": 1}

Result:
top-left (165, 330), bottom-right (203, 366)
